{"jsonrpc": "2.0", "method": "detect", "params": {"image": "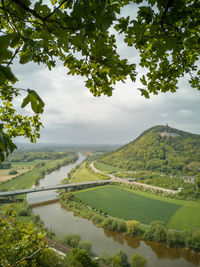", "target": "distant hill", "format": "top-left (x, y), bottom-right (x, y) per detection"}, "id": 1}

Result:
top-left (100, 125), bottom-right (200, 174)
